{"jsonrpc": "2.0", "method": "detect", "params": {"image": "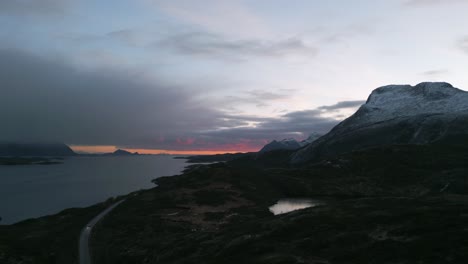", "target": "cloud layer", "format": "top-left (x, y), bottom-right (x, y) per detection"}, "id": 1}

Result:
top-left (0, 49), bottom-right (357, 151)
top-left (0, 0), bottom-right (72, 16)
top-left (404, 0), bottom-right (468, 6)
top-left (159, 32), bottom-right (317, 61)
top-left (458, 36), bottom-right (468, 55)
top-left (0, 49), bottom-right (220, 148)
